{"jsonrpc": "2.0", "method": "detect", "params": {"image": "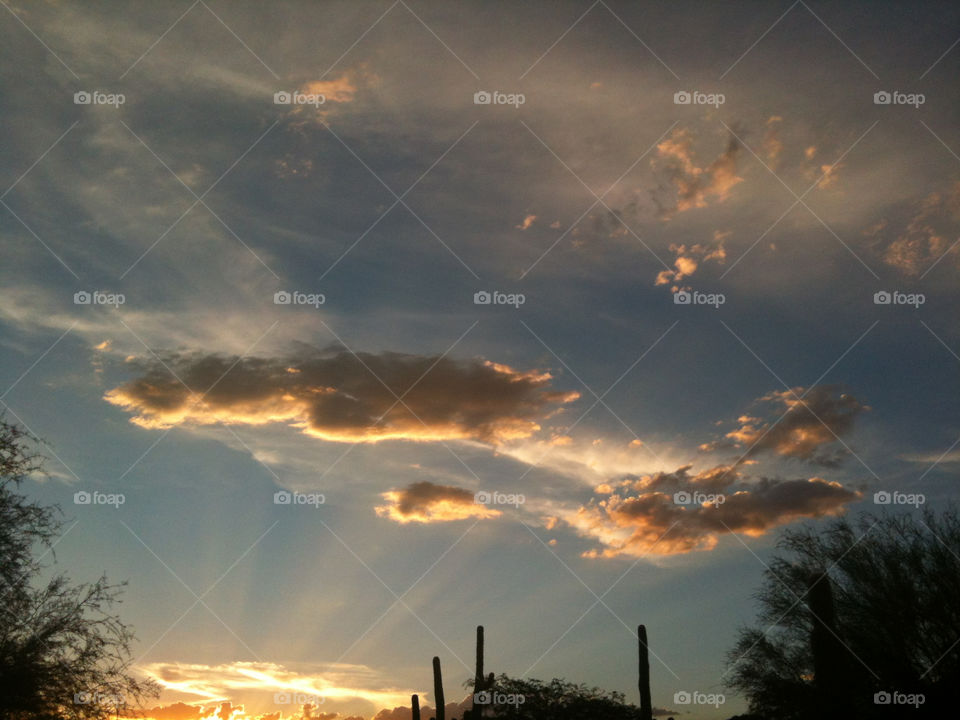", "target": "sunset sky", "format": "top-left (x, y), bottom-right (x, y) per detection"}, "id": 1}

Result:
top-left (2, 2), bottom-right (959, 719)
